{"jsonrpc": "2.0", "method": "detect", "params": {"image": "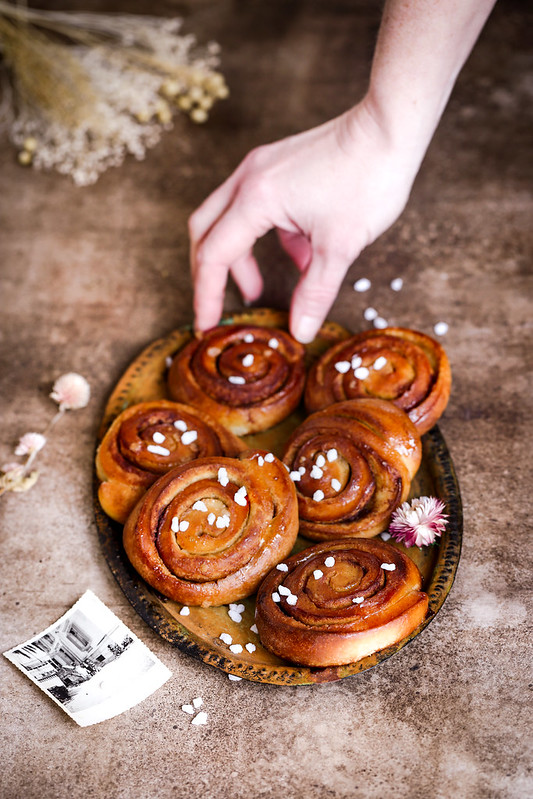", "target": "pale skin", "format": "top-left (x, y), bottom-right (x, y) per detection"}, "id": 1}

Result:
top-left (189, 0), bottom-right (497, 343)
